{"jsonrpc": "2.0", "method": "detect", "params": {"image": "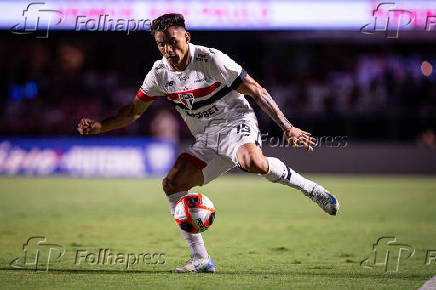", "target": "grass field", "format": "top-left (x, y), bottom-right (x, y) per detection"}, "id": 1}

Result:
top-left (0, 175), bottom-right (435, 289)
